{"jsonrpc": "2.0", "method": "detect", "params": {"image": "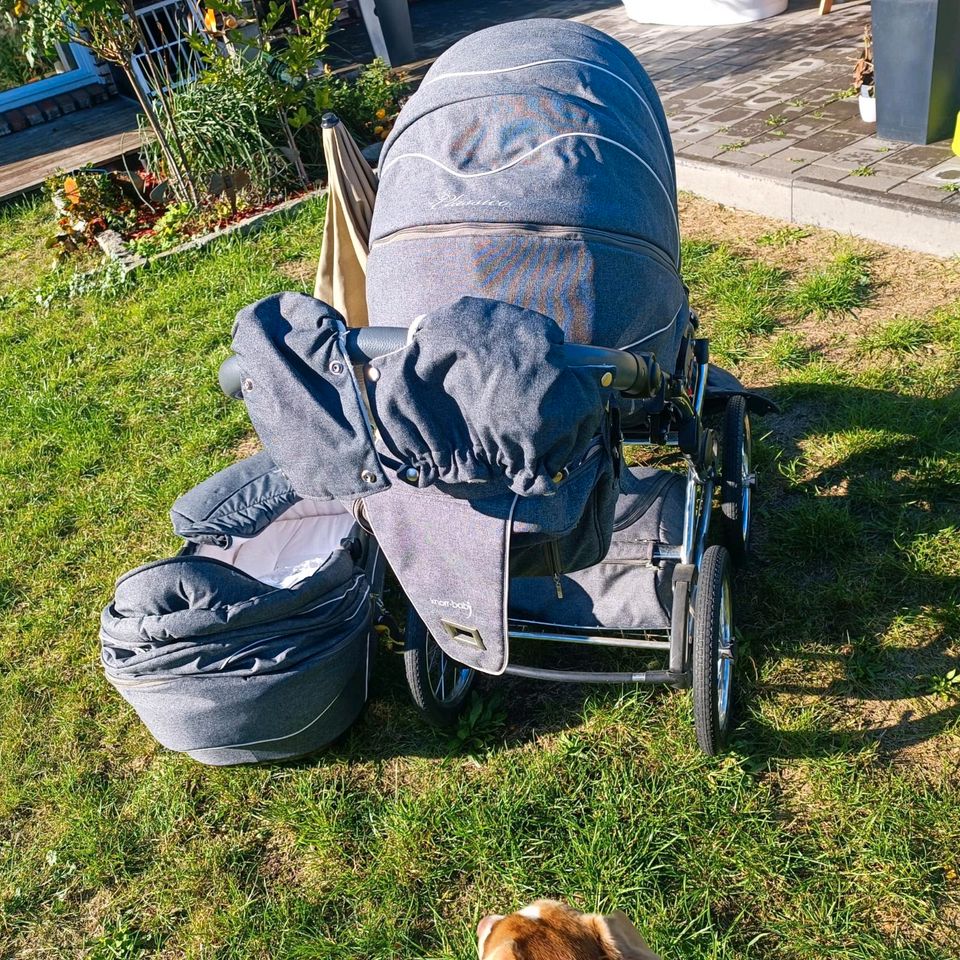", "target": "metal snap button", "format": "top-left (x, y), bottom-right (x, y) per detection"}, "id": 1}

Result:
top-left (402, 466), bottom-right (419, 483)
top-left (600, 371), bottom-right (613, 388)
top-left (328, 360), bottom-right (344, 375)
top-left (361, 470), bottom-right (378, 484)
top-left (552, 471), bottom-right (564, 485)
top-left (366, 365), bottom-right (381, 382)
top-left (241, 378), bottom-right (254, 392)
